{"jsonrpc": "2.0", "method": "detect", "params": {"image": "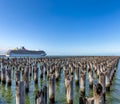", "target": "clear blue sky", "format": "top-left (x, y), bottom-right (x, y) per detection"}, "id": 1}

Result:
top-left (0, 0), bottom-right (120, 55)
